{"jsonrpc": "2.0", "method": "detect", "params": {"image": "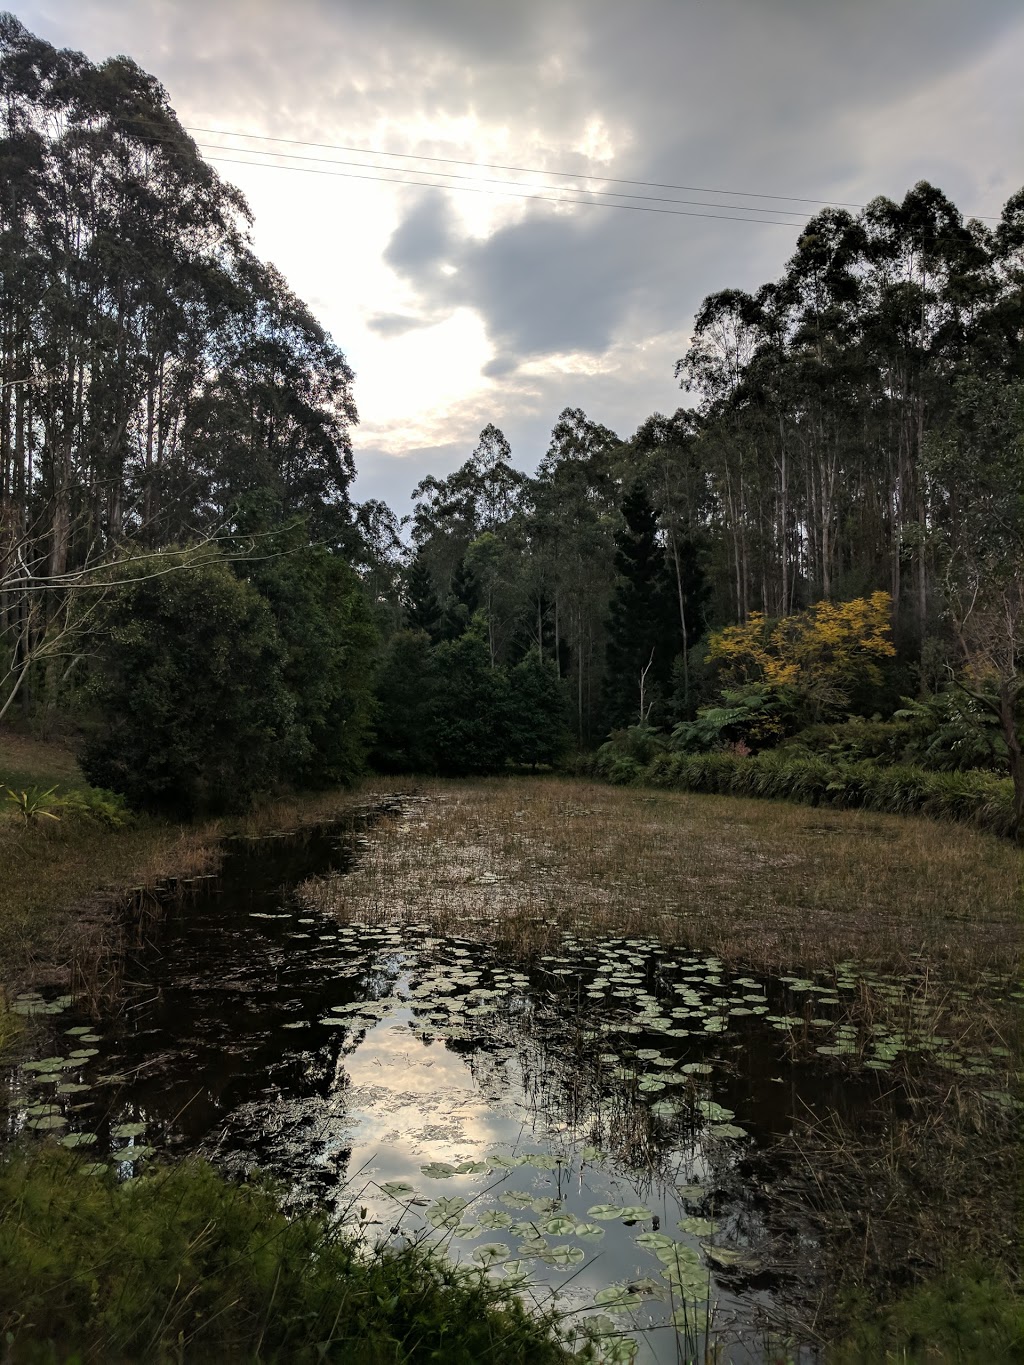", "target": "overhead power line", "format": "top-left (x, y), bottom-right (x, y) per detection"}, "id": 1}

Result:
top-left (189, 139), bottom-right (809, 223)
top-left (197, 150), bottom-right (809, 228)
top-left (185, 124), bottom-right (867, 211)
